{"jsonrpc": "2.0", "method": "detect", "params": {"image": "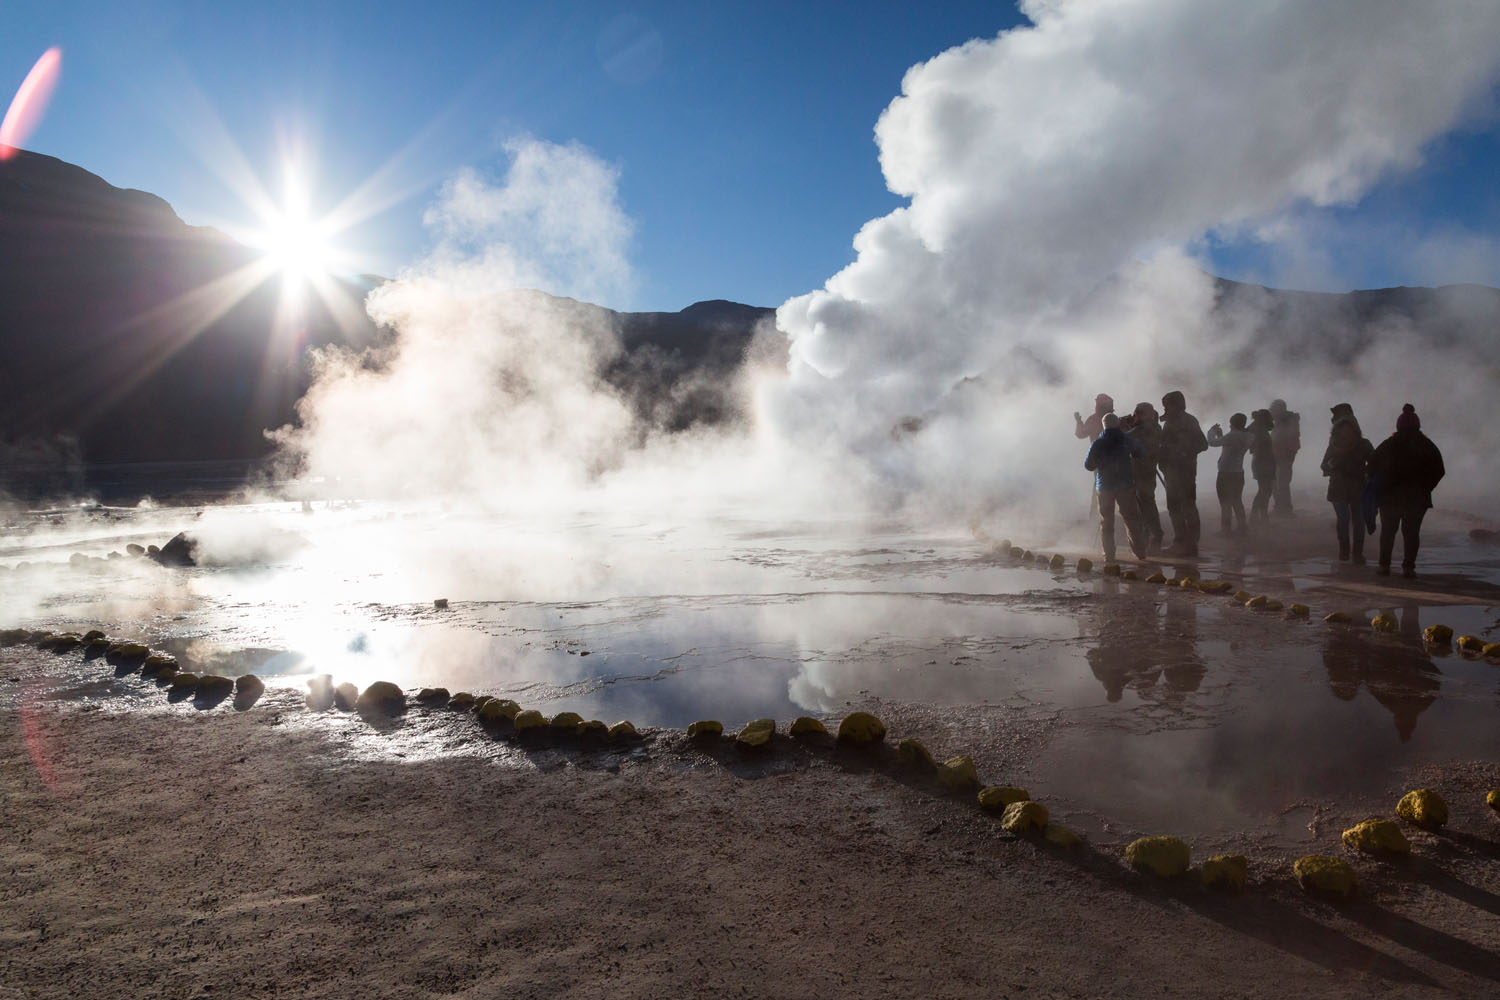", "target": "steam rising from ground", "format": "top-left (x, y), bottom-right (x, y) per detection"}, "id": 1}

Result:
top-left (271, 1), bottom-right (1500, 532)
